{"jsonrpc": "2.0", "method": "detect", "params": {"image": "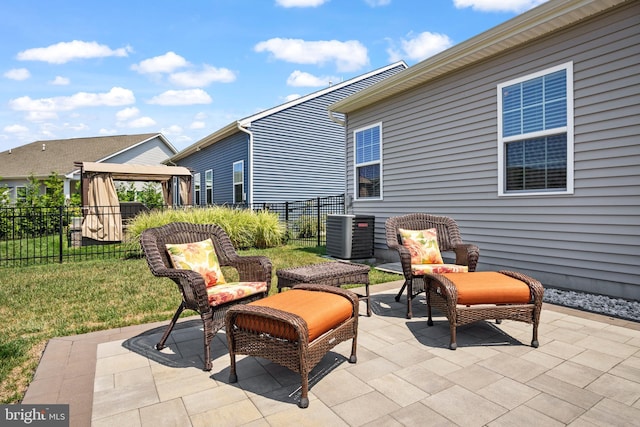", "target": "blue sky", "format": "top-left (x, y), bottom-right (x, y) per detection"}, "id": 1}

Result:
top-left (0, 0), bottom-right (547, 153)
